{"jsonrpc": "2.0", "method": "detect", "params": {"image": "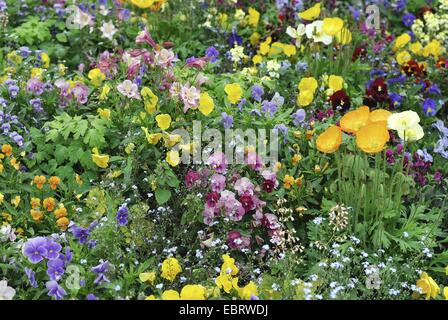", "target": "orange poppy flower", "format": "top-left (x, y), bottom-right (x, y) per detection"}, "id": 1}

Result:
top-left (368, 109), bottom-right (392, 124)
top-left (340, 106), bottom-right (370, 133)
top-left (356, 122), bottom-right (390, 153)
top-left (316, 125), bottom-right (342, 153)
